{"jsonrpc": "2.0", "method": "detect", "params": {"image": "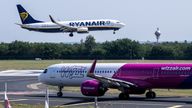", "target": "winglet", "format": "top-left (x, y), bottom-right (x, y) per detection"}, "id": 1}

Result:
top-left (87, 60), bottom-right (97, 77)
top-left (49, 15), bottom-right (65, 27)
top-left (49, 15), bottom-right (56, 23)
